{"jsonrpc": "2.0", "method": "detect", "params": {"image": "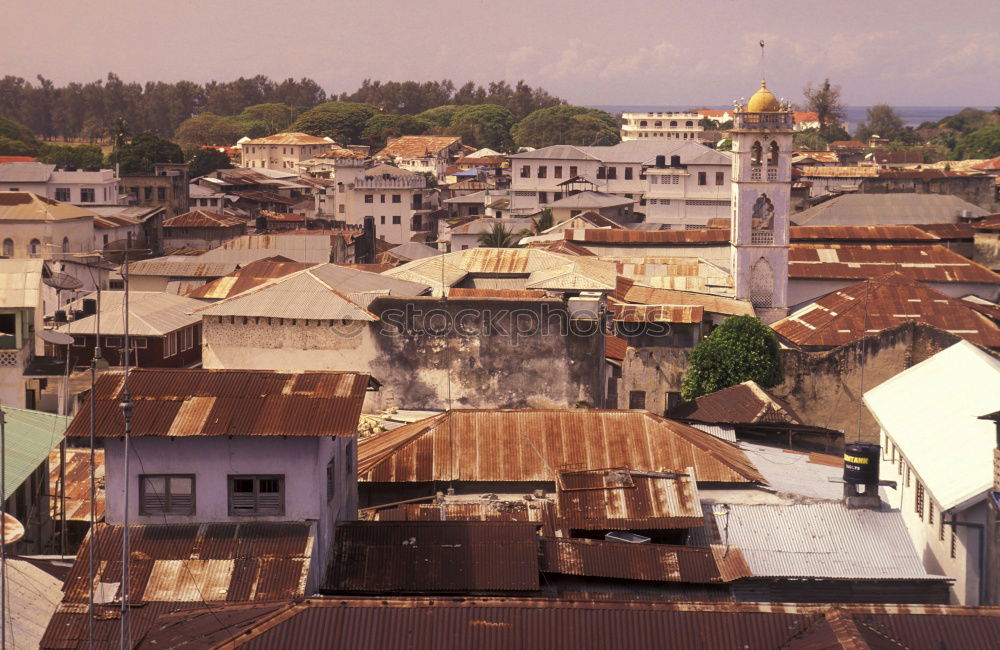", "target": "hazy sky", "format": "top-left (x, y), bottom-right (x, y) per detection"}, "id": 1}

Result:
top-left (3, 0), bottom-right (997, 107)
